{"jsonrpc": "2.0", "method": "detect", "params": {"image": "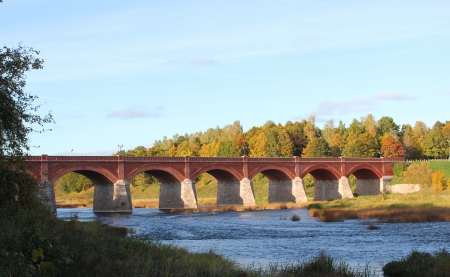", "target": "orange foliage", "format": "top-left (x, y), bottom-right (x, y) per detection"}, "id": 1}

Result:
top-left (381, 139), bottom-right (405, 157)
